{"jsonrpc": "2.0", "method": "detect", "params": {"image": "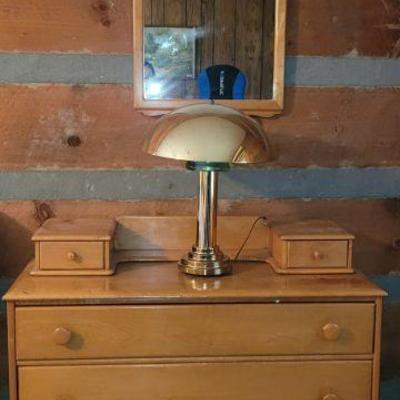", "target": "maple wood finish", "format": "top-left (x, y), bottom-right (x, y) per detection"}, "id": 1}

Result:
top-left (115, 215), bottom-right (270, 262)
top-left (32, 218), bottom-right (116, 276)
top-left (15, 303), bottom-right (374, 360)
top-left (19, 361), bottom-right (372, 400)
top-left (270, 220), bottom-right (355, 274)
top-left (5, 260), bottom-right (385, 400)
